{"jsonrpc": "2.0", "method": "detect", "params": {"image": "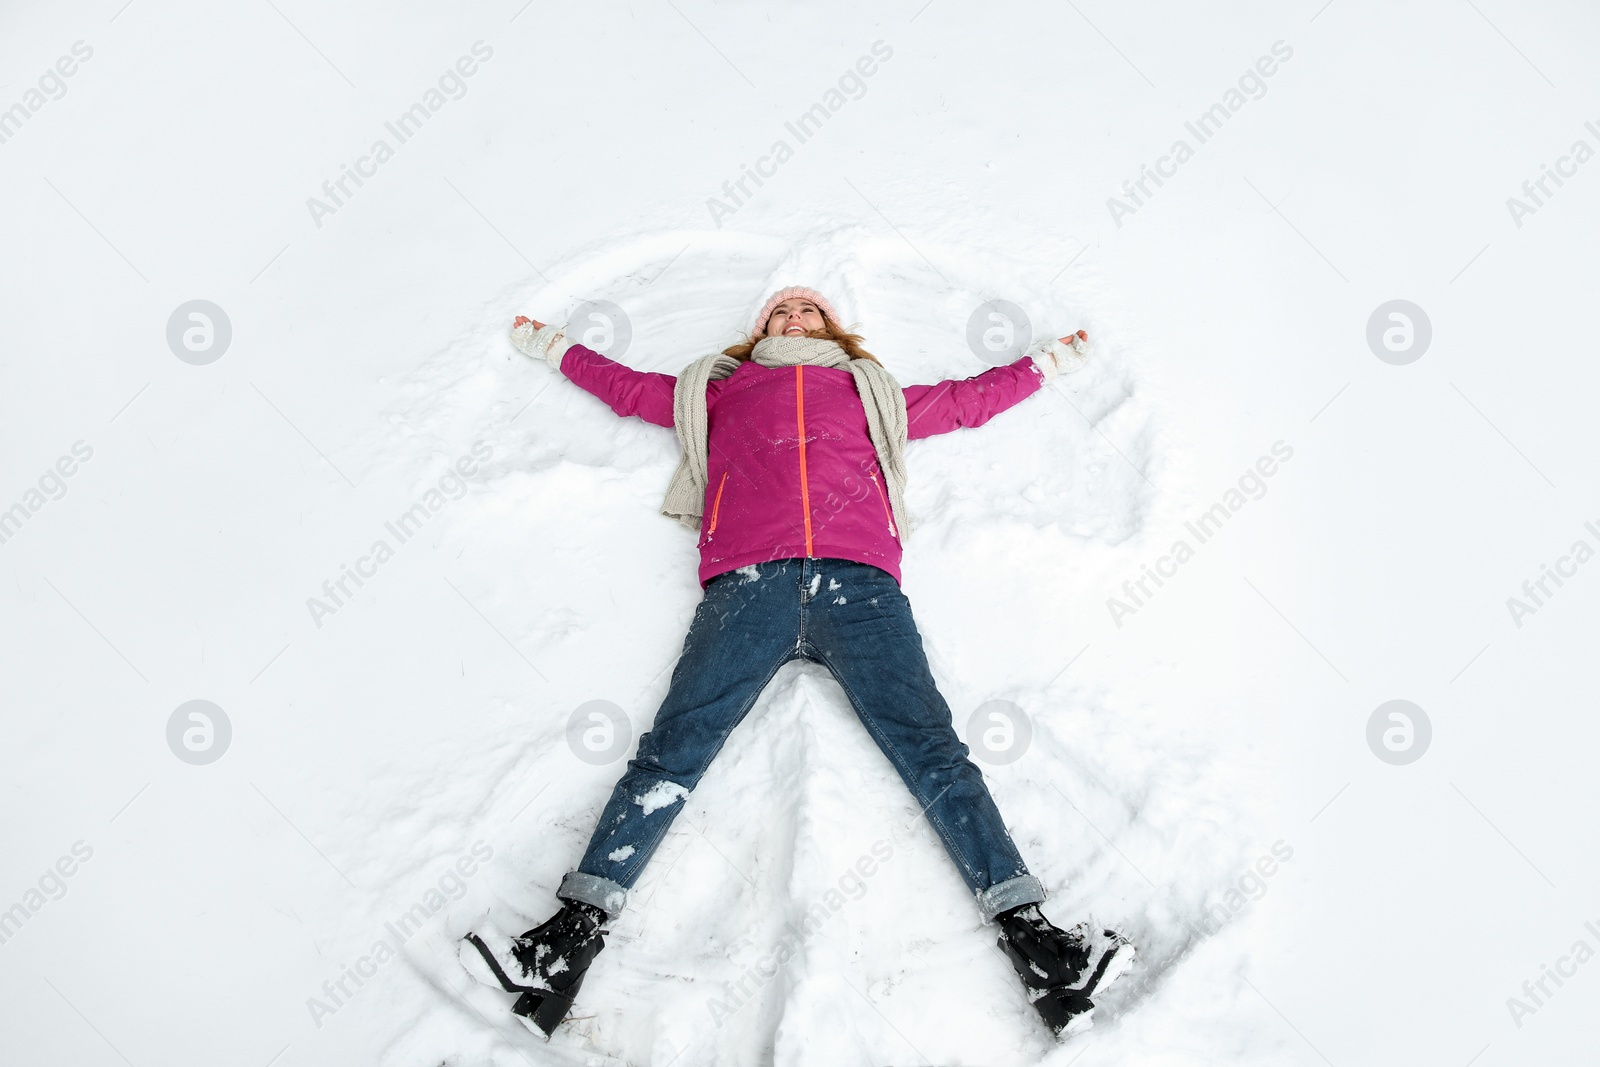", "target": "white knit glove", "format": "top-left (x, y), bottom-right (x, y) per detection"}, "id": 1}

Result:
top-left (1026, 333), bottom-right (1091, 383)
top-left (510, 320), bottom-right (575, 371)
